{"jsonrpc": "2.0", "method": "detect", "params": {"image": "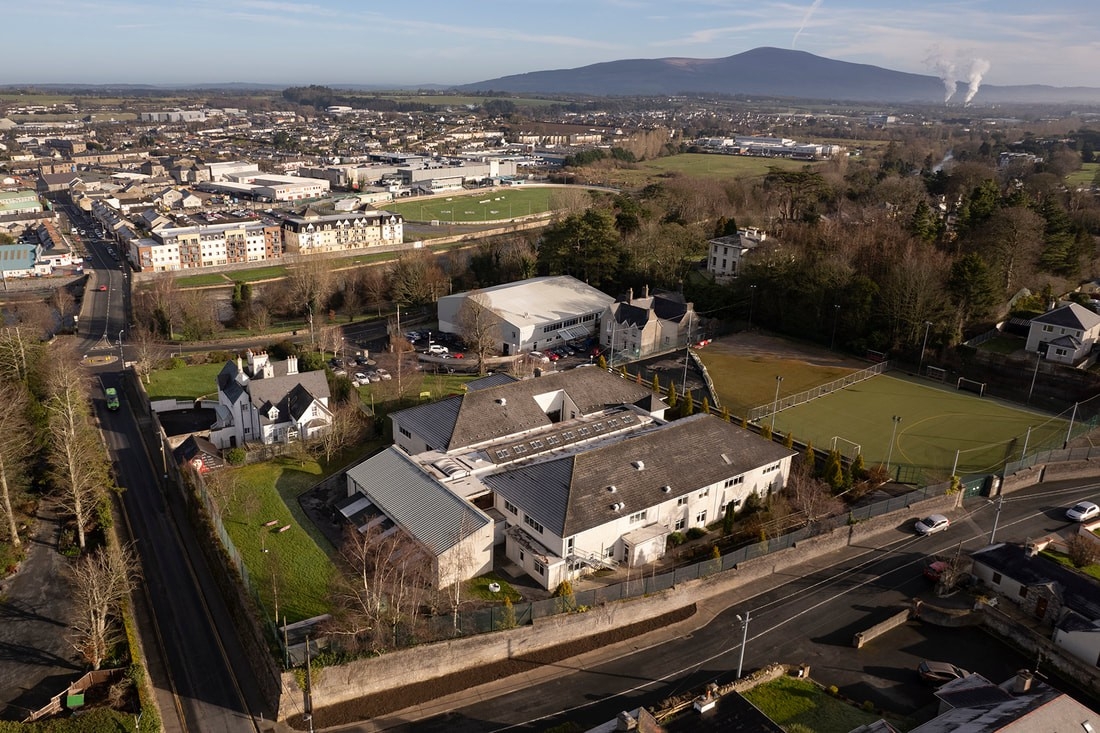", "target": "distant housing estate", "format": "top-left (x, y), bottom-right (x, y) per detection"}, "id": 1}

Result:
top-left (694, 136), bottom-right (843, 160)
